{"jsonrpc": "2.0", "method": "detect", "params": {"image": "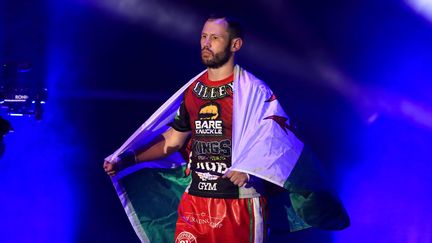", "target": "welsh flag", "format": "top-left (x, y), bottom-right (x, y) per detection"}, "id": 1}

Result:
top-left (106, 65), bottom-right (349, 242)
